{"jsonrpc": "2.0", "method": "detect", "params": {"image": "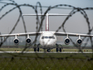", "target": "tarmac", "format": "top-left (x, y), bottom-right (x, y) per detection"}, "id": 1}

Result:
top-left (0, 51), bottom-right (92, 53)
